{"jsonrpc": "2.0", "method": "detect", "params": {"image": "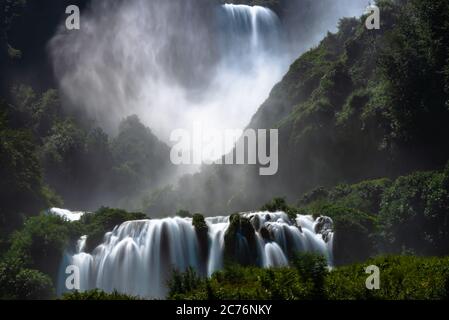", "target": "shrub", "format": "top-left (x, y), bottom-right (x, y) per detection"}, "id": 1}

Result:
top-left (176, 210), bottom-right (192, 218)
top-left (6, 215), bottom-right (80, 278)
top-left (0, 258), bottom-right (54, 300)
top-left (291, 252), bottom-right (328, 299)
top-left (379, 170), bottom-right (449, 255)
top-left (62, 289), bottom-right (140, 300)
top-left (168, 267), bottom-right (203, 300)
